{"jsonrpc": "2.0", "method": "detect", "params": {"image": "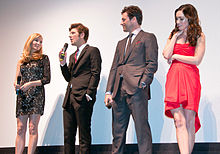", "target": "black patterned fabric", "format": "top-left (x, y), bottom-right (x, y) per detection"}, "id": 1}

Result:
top-left (16, 55), bottom-right (50, 117)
